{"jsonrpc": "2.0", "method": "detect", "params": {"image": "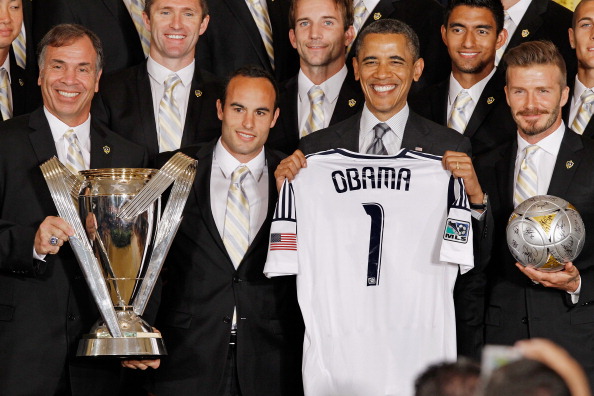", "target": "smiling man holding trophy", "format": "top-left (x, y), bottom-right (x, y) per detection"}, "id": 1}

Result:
top-left (0, 23), bottom-right (187, 396)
